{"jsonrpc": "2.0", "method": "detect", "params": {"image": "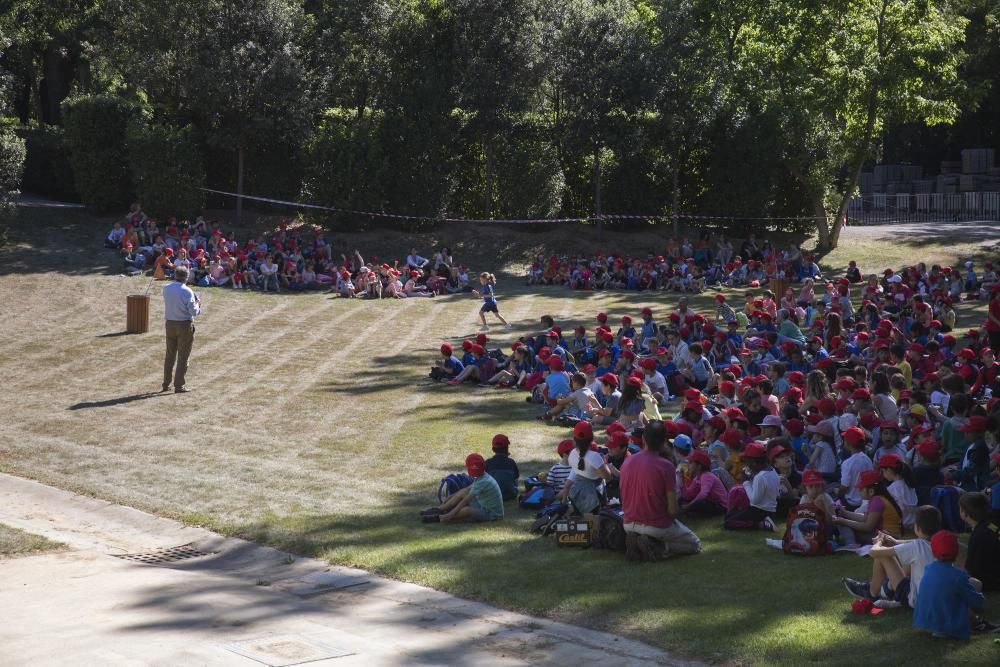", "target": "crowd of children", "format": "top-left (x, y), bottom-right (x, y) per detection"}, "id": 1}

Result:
top-left (105, 204), bottom-right (474, 297)
top-left (431, 258), bottom-right (1000, 639)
